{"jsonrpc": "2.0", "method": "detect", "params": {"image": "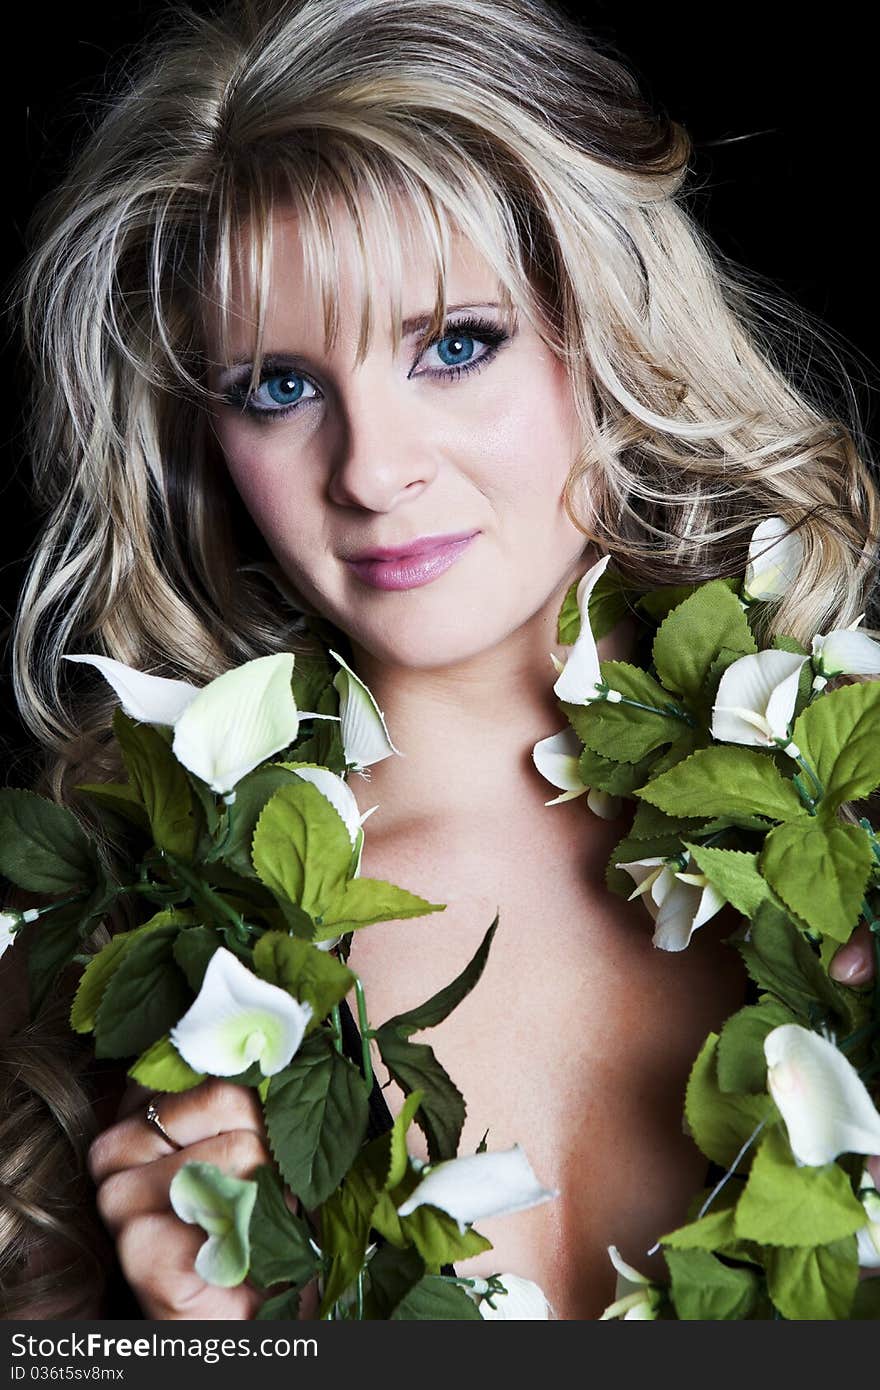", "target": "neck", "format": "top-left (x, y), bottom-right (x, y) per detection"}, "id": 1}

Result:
top-left (344, 590), bottom-right (638, 835)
